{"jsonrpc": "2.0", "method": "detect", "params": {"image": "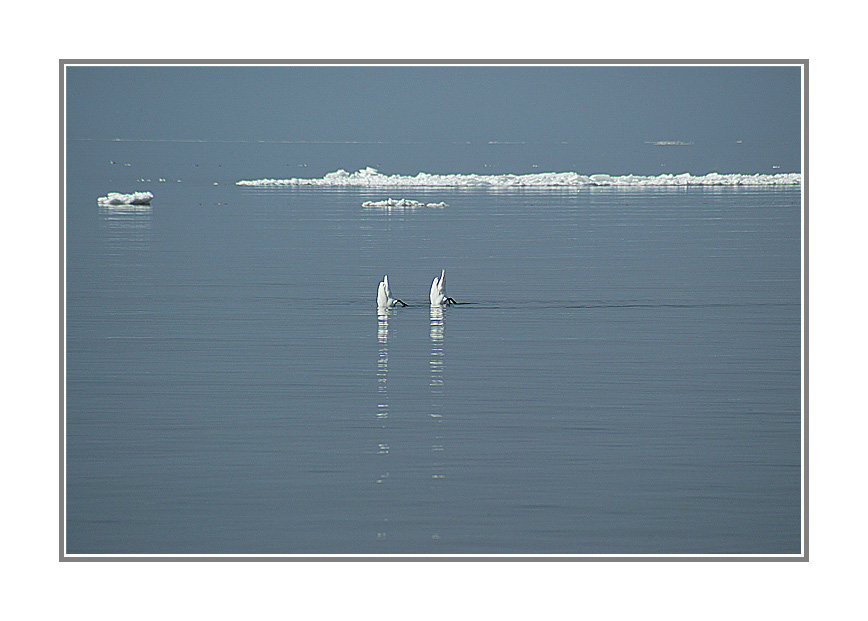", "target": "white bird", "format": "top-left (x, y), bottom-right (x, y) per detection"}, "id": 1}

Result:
top-left (377, 275), bottom-right (406, 308)
top-left (430, 269), bottom-right (457, 306)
